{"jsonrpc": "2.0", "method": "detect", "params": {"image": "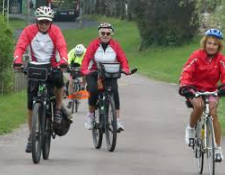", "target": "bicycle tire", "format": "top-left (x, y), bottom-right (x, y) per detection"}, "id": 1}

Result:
top-left (206, 117), bottom-right (215, 175)
top-left (195, 120), bottom-right (204, 174)
top-left (92, 105), bottom-right (103, 149)
top-left (72, 81), bottom-right (80, 113)
top-left (105, 95), bottom-right (117, 152)
top-left (31, 103), bottom-right (42, 164)
top-left (42, 113), bottom-right (51, 160)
